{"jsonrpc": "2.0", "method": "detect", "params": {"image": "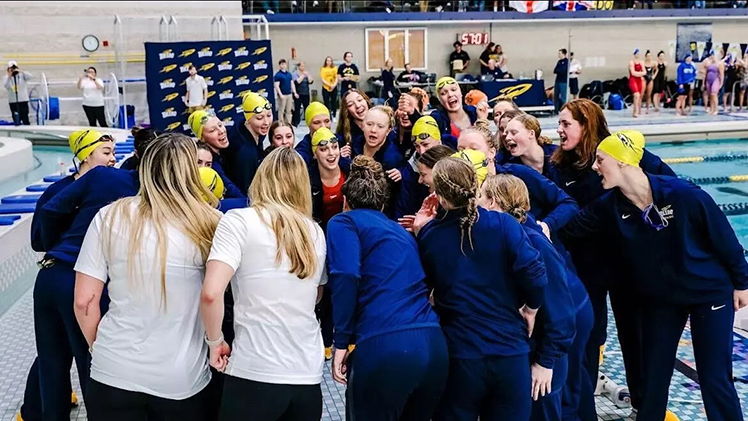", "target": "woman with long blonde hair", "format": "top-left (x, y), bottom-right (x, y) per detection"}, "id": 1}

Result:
top-left (413, 157), bottom-right (547, 421)
top-left (73, 133), bottom-right (222, 420)
top-left (201, 147), bottom-right (327, 421)
top-left (336, 88), bottom-right (371, 147)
